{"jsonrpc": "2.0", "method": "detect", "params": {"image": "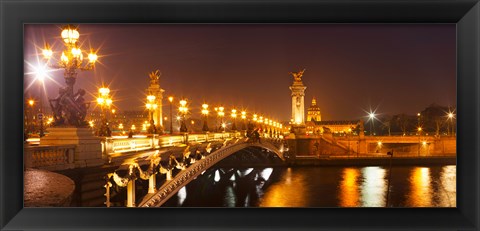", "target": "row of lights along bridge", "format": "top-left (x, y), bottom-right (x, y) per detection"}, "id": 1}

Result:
top-left (26, 25), bottom-right (283, 138)
top-left (94, 88), bottom-right (285, 137)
